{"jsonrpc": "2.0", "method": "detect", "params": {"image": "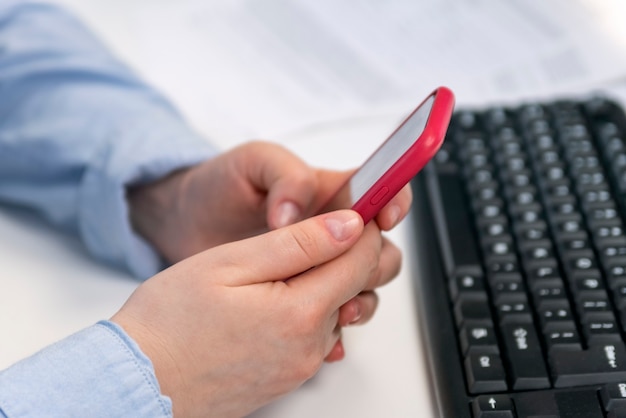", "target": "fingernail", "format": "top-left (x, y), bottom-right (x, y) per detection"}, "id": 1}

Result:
top-left (325, 211), bottom-right (361, 241)
top-left (349, 300), bottom-right (362, 325)
top-left (275, 201), bottom-right (301, 228)
top-left (388, 204), bottom-right (402, 227)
